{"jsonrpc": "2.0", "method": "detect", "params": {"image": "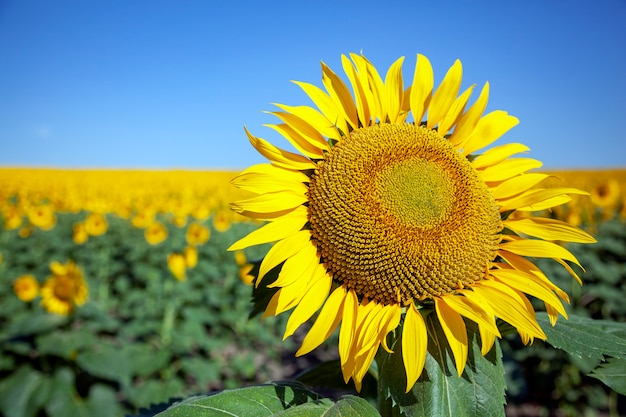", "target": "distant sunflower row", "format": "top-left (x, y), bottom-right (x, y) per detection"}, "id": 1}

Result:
top-left (0, 168), bottom-right (253, 240)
